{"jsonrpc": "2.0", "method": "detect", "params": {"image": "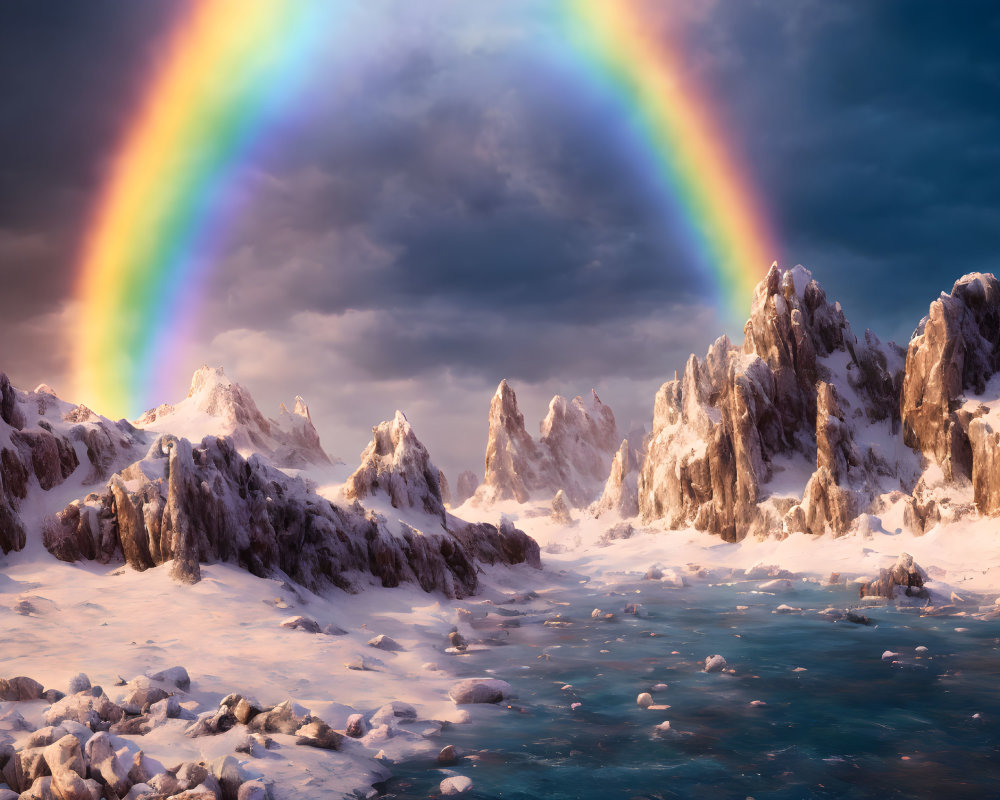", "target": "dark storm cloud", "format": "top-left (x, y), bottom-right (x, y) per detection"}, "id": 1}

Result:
top-left (677, 0), bottom-right (1000, 338)
top-left (2, 0), bottom-right (1000, 420)
top-left (0, 2), bottom-right (176, 327)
